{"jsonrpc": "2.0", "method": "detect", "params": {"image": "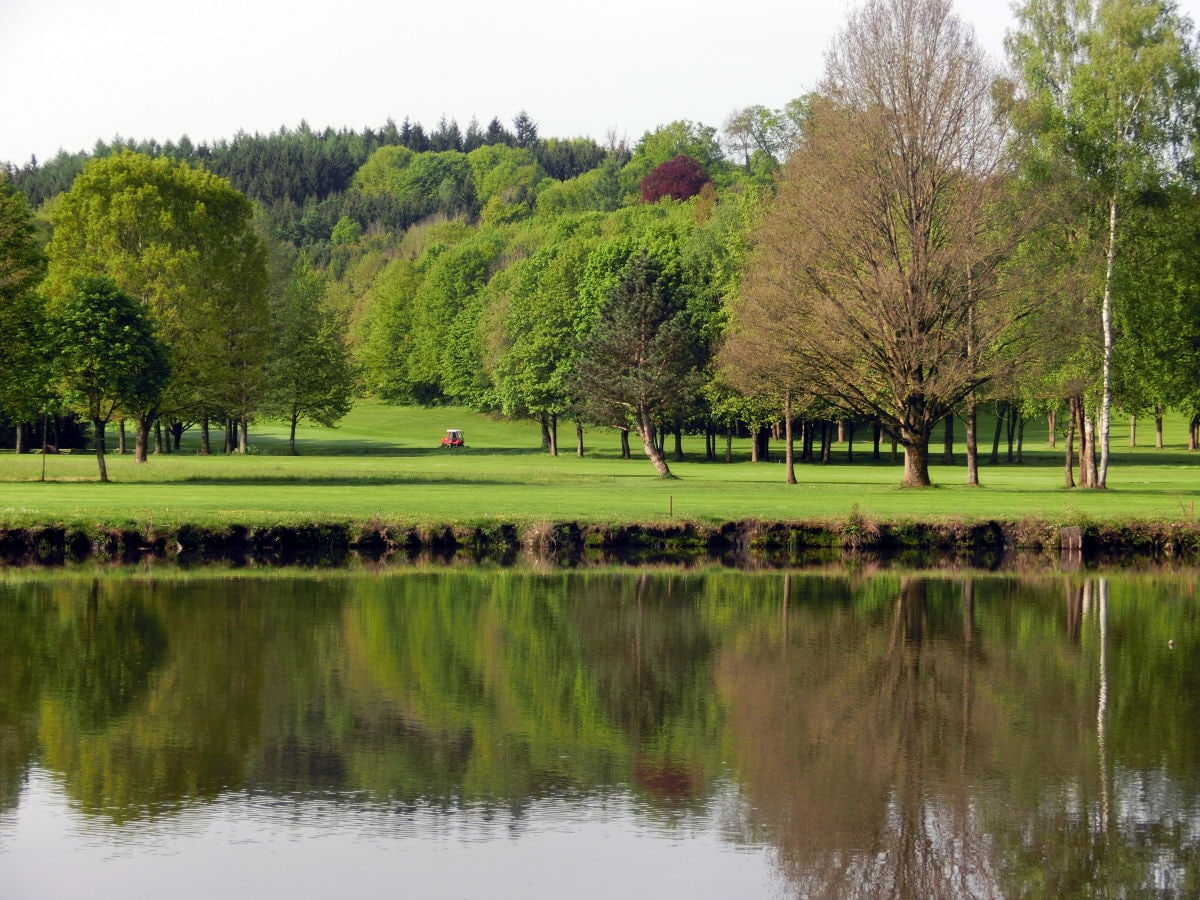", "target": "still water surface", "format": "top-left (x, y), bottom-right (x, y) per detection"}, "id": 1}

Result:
top-left (0, 569), bottom-right (1197, 898)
